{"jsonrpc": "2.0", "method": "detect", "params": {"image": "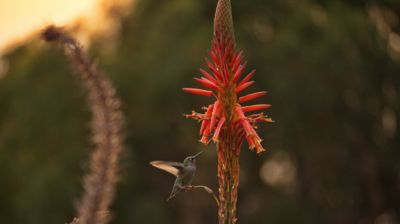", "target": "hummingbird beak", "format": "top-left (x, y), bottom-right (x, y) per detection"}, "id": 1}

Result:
top-left (193, 151), bottom-right (203, 158)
